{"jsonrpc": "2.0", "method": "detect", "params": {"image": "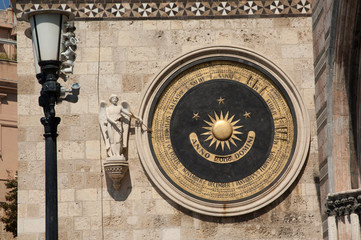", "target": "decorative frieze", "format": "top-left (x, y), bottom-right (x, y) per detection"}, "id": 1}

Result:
top-left (325, 189), bottom-right (361, 216)
top-left (16, 1), bottom-right (312, 20)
